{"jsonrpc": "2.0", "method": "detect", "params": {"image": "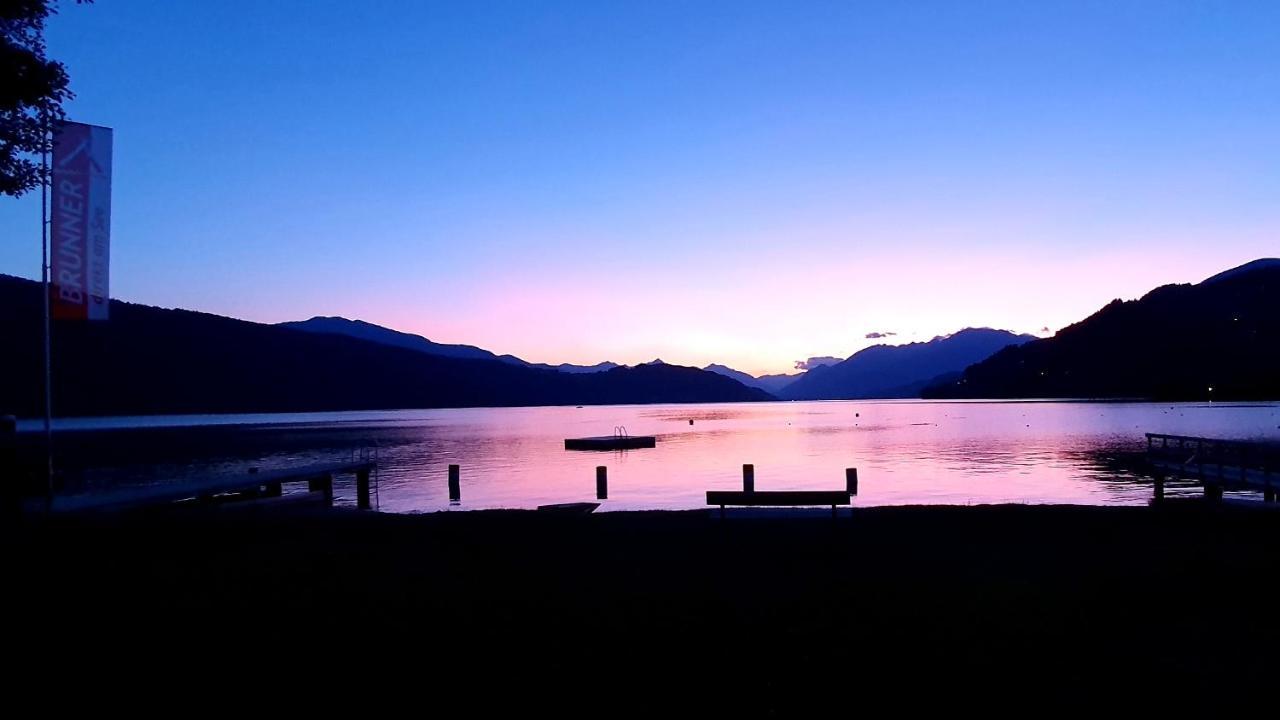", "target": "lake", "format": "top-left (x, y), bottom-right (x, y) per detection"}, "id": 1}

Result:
top-left (20, 400), bottom-right (1280, 511)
